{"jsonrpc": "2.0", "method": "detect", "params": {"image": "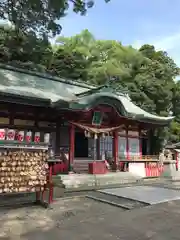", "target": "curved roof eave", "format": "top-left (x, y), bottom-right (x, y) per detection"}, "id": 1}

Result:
top-left (117, 94), bottom-right (174, 122)
top-left (57, 91), bottom-right (174, 125)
